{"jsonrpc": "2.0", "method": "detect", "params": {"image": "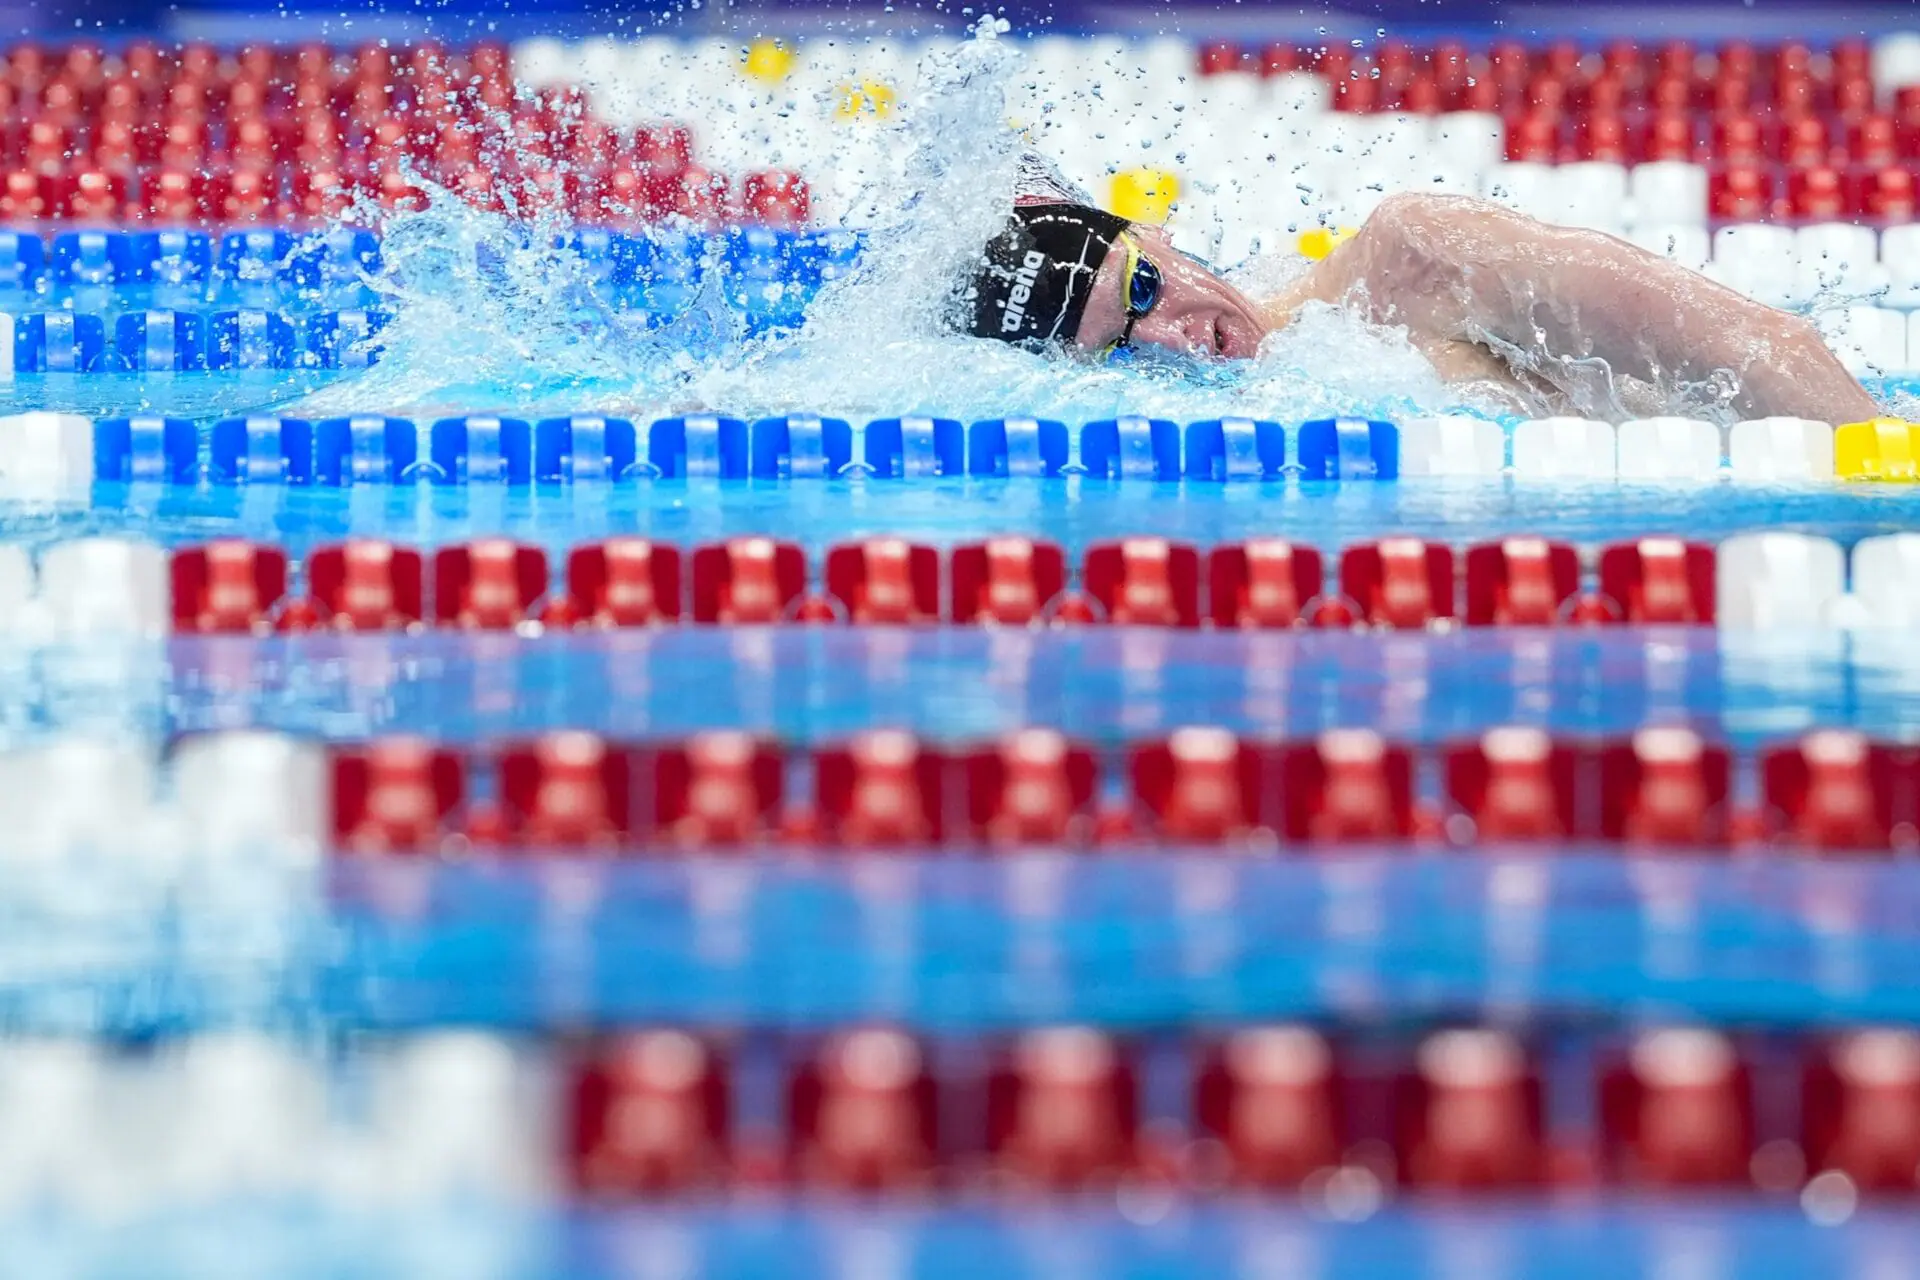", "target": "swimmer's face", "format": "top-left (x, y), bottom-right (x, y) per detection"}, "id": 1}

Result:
top-left (1073, 224), bottom-right (1268, 361)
